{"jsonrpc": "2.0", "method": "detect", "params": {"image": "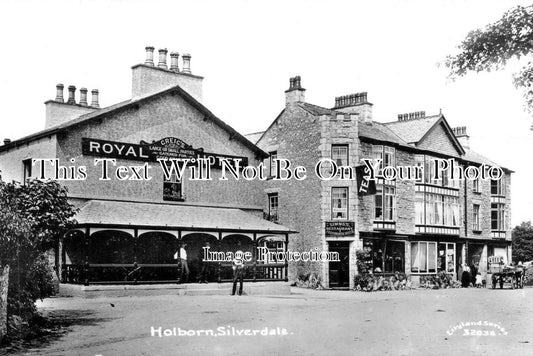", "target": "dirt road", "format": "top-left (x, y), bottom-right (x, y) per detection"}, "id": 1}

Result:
top-left (4, 287), bottom-right (533, 356)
